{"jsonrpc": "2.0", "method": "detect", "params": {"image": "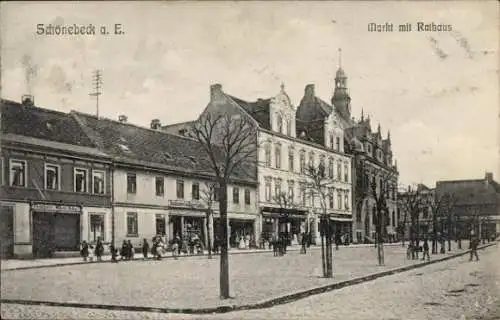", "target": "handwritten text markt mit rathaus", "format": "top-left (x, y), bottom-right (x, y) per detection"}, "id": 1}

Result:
top-left (367, 22), bottom-right (453, 32)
